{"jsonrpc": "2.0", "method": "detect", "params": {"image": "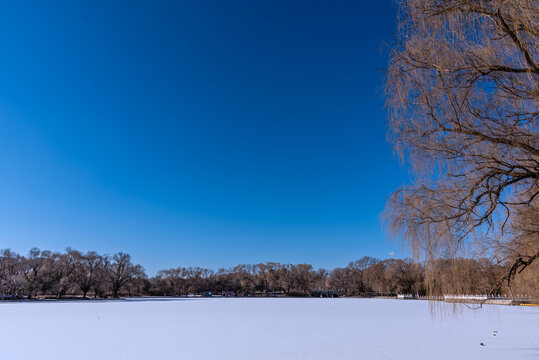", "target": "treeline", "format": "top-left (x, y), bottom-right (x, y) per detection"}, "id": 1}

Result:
top-left (0, 248), bottom-right (145, 299)
top-left (0, 248), bottom-right (535, 299)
